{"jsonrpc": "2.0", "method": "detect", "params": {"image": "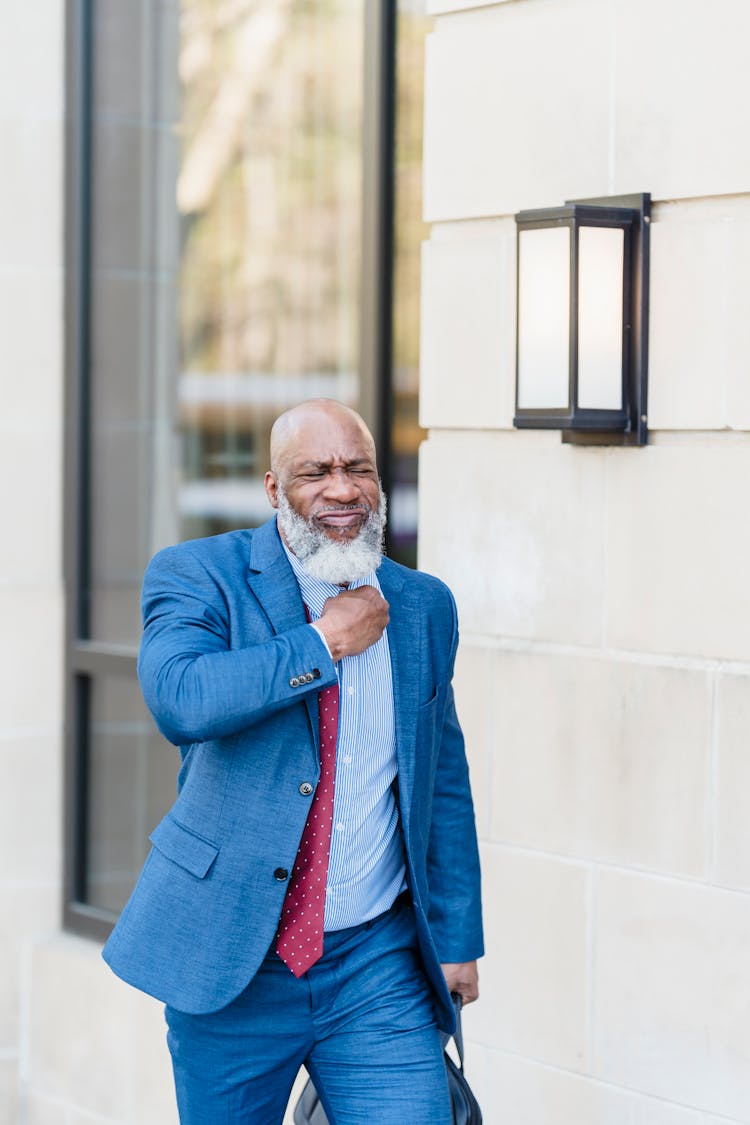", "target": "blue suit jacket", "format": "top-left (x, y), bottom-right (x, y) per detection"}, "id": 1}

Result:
top-left (102, 518), bottom-right (483, 1031)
